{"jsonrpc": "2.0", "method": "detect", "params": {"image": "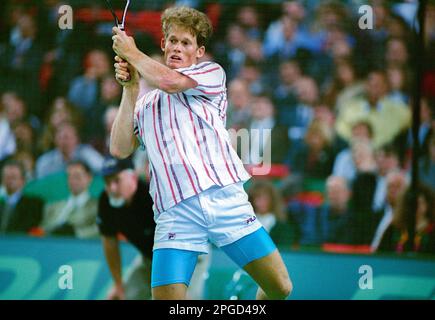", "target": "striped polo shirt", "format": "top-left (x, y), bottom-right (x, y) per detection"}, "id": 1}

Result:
top-left (133, 61), bottom-right (250, 214)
